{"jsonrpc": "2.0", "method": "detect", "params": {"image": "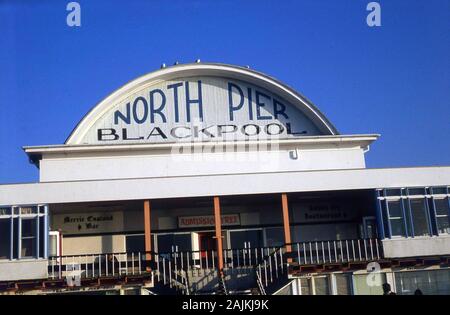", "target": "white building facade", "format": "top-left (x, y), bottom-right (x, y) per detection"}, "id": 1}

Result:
top-left (0, 63), bottom-right (449, 295)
